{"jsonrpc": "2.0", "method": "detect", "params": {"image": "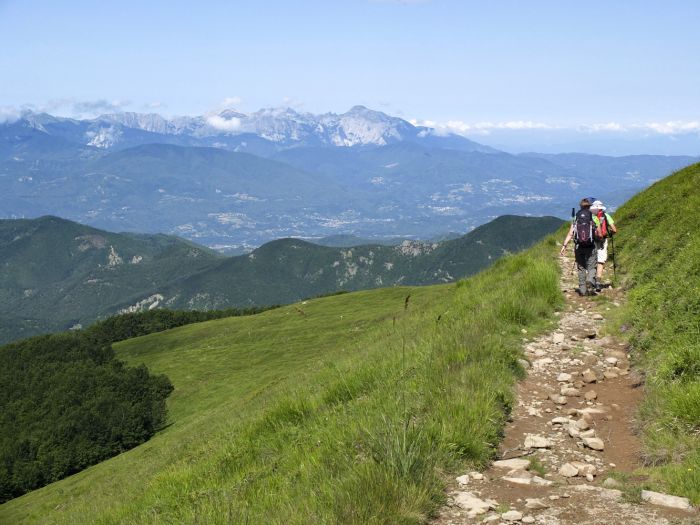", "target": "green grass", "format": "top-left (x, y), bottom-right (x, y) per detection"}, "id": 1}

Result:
top-left (0, 237), bottom-right (562, 524)
top-left (528, 457), bottom-right (547, 477)
top-left (612, 162), bottom-right (700, 503)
